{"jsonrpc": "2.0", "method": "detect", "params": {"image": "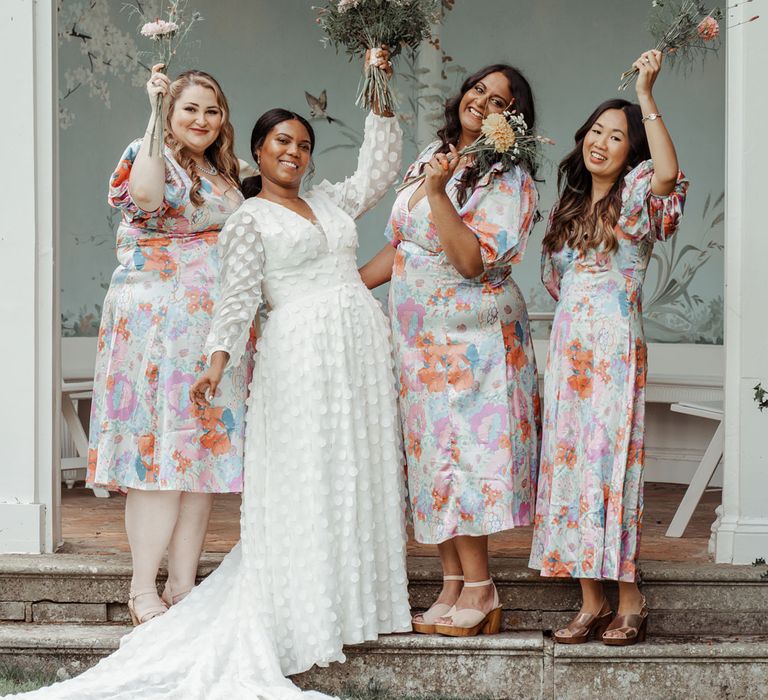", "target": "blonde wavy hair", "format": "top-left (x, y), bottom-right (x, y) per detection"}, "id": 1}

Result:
top-left (165, 70), bottom-right (240, 206)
